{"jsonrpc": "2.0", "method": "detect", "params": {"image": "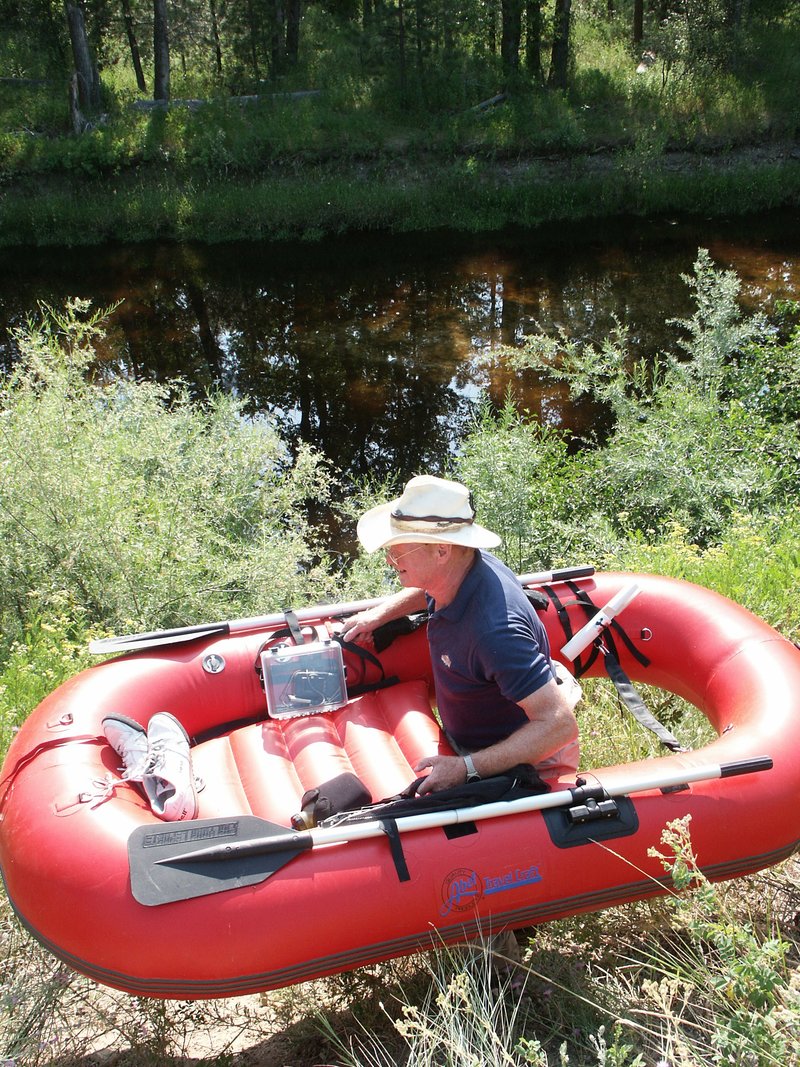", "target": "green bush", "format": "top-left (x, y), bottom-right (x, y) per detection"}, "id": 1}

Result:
top-left (0, 299), bottom-right (340, 650)
top-left (480, 250), bottom-right (800, 554)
